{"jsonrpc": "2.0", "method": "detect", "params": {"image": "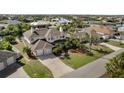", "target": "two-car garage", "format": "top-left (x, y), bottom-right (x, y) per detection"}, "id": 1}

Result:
top-left (34, 48), bottom-right (53, 56)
